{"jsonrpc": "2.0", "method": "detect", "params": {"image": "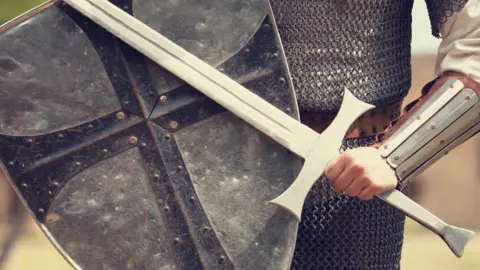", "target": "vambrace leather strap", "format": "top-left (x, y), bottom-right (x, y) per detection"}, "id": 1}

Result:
top-left (377, 72), bottom-right (480, 189)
